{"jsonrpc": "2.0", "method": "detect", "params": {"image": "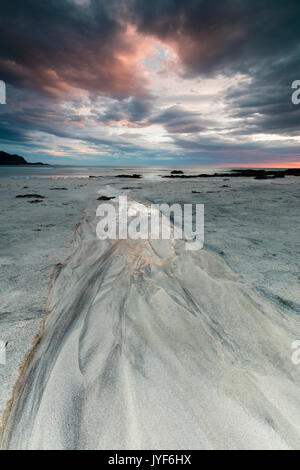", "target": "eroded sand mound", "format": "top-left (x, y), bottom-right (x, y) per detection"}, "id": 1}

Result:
top-left (1, 197), bottom-right (300, 450)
